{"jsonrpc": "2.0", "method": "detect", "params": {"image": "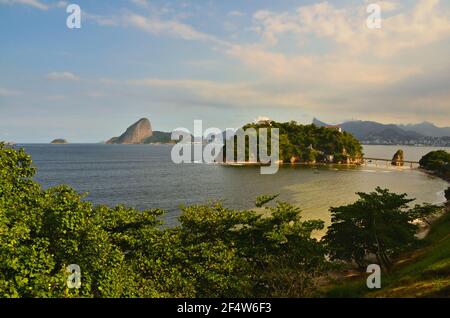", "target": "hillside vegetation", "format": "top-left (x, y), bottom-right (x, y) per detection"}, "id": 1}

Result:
top-left (0, 143), bottom-right (328, 297)
top-left (324, 209), bottom-right (450, 297)
top-left (419, 150), bottom-right (450, 180)
top-left (238, 121), bottom-right (363, 164)
top-left (0, 143), bottom-right (447, 298)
